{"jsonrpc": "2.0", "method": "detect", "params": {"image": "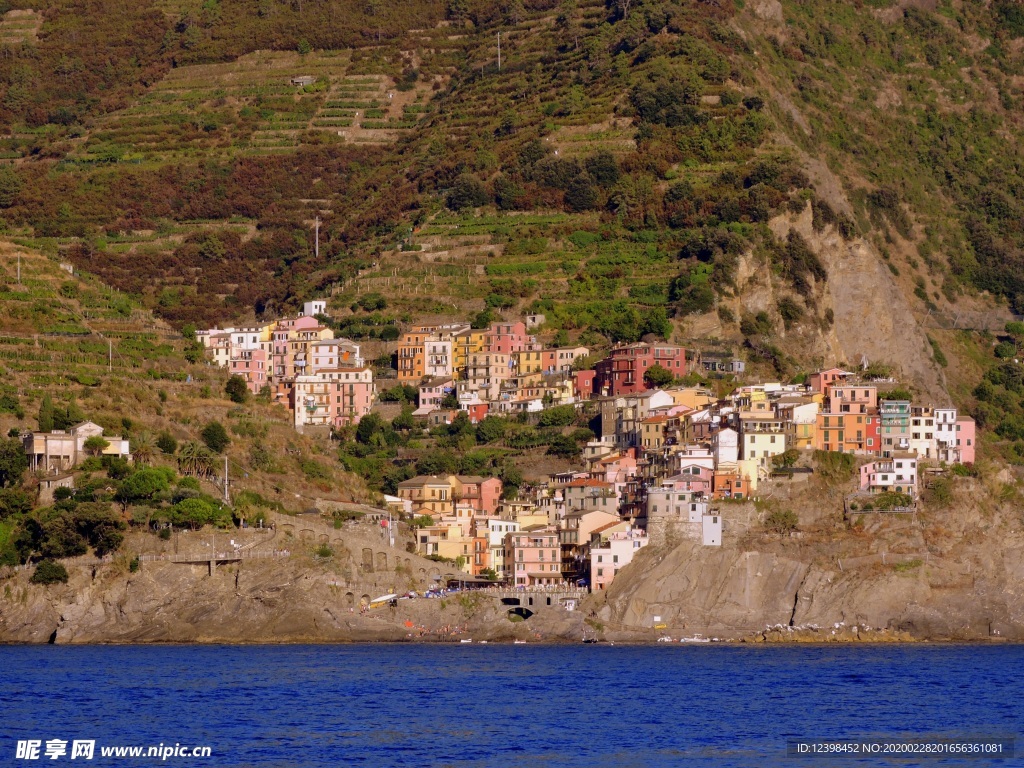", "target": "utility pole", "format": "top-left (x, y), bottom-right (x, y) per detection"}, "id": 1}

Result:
top-left (223, 455), bottom-right (229, 504)
top-left (108, 339), bottom-right (112, 372)
top-left (497, 32), bottom-right (501, 72)
top-left (315, 216), bottom-right (320, 259)
top-left (17, 253), bottom-right (20, 284)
